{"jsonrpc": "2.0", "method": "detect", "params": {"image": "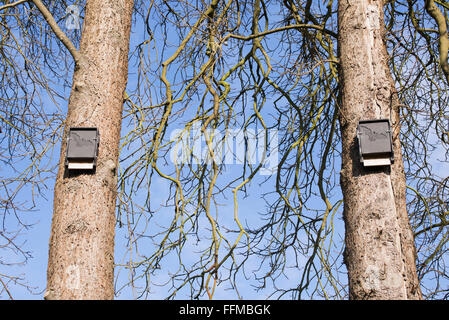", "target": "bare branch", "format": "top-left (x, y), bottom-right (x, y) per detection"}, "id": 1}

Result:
top-left (425, 0), bottom-right (449, 84)
top-left (0, 0), bottom-right (28, 11)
